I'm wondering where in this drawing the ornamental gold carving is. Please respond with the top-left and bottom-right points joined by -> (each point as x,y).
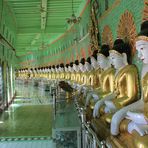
117,11 -> 137,55
102,25 -> 113,48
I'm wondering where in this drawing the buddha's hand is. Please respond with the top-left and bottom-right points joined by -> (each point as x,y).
93,99 -> 103,118
92,94 -> 99,101
126,111 -> 148,124
128,121 -> 148,136
104,100 -> 116,113
93,101 -> 100,118
83,87 -> 88,96
85,92 -> 93,107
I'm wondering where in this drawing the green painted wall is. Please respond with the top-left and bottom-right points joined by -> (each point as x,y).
17,0 -> 145,69
0,0 -> 17,109
97,0 -> 144,71
0,0 -> 17,66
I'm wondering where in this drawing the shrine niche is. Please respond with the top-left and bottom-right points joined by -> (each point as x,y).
89,1 -> 100,51
117,11 -> 137,55
102,25 -> 113,48
143,0 -> 148,21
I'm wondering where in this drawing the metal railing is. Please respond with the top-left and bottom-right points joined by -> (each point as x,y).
75,98 -> 106,148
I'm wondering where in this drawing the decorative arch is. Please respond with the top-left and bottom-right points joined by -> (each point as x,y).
117,11 -> 137,55
102,25 -> 113,48
143,0 -> 148,21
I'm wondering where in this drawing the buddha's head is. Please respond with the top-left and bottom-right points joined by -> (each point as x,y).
91,50 -> 99,69
136,21 -> 148,64
68,62 -> 74,72
51,65 -> 55,72
85,57 -> 92,71
79,58 -> 86,72
55,65 -> 59,73
48,66 -> 51,73
65,64 -> 69,72
73,60 -> 80,72
44,68 -> 47,73
40,68 -> 43,73
109,39 -> 131,69
59,63 -> 64,72
97,44 -> 110,69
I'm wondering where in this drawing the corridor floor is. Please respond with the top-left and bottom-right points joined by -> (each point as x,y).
0,82 -> 55,148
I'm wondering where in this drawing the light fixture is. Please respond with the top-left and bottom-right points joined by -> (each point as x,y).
66,0 -> 81,24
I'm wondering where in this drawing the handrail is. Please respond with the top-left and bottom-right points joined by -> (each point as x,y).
83,120 -> 102,147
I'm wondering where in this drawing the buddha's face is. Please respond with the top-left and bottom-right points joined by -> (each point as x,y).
85,62 -> 92,71
136,40 -> 148,64
55,68 -> 58,73
79,63 -> 86,72
73,64 -> 77,71
73,64 -> 78,72
109,51 -> 125,69
44,69 -> 47,73
48,69 -> 51,73
68,66 -> 72,72
58,67 -> 62,72
60,67 -> 64,72
97,54 -> 107,69
51,68 -> 55,72
91,56 -> 99,69
64,67 -> 68,72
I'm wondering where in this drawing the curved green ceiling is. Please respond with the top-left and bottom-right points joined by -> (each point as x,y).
7,0 -> 84,56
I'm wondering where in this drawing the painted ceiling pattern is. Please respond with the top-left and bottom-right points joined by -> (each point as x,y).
7,0 -> 84,56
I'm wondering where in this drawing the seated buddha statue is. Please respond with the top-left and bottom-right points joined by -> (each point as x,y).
85,45 -> 116,121
85,45 -> 110,107
48,66 -> 52,80
77,57 -> 93,96
72,60 -> 81,89
104,39 -> 139,121
59,63 -> 65,80
106,21 -> 148,148
76,58 -> 87,91
69,62 -> 76,84
64,64 -> 71,81
76,58 -> 88,105
55,65 -> 60,80
43,68 -> 47,79
51,65 -> 56,80
91,39 -> 139,139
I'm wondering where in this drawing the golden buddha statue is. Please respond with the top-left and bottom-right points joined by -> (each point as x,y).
75,58 -> 88,106
73,60 -> 81,89
55,65 -> 59,80
91,39 -> 139,140
45,67 -> 49,79
106,21 -> 148,148
85,45 -> 115,121
59,63 -> 65,80
89,50 -> 102,90
67,62 -> 76,86
64,64 -> 71,80
79,58 -> 88,88
51,65 -> 56,80
48,66 -> 52,80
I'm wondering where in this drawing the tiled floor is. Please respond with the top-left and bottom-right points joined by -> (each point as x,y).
0,83 -> 54,147
0,140 -> 56,148
0,81 -> 81,148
